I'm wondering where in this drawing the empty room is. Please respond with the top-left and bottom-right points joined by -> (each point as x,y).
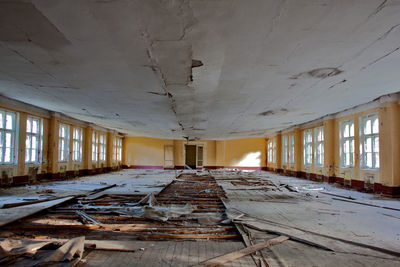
0,0 -> 399,266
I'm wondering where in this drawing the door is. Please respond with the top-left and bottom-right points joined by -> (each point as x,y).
196,145 -> 204,168
164,145 -> 174,169
185,145 -> 197,169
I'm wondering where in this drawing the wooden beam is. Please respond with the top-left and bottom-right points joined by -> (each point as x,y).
193,236 -> 289,267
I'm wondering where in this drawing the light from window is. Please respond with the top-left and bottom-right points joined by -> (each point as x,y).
339,120 -> 354,167
26,117 -> 42,163
303,129 -> 312,166
59,124 -> 70,162
282,135 -> 288,165
360,114 -> 379,169
314,126 -> 324,166
72,128 -> 83,162
92,132 -> 98,162
0,109 -> 17,164
267,138 -> 276,163
288,134 -> 294,164
99,134 -> 106,161
114,136 -> 122,162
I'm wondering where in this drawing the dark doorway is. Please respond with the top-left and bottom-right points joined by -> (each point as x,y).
185,145 -> 197,169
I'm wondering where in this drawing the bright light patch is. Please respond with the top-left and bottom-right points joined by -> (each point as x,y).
236,151 -> 261,167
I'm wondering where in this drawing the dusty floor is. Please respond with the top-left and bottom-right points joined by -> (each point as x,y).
0,169 -> 399,266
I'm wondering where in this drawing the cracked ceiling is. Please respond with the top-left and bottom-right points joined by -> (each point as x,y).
0,0 -> 400,139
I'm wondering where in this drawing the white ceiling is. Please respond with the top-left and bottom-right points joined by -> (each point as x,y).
0,0 -> 399,139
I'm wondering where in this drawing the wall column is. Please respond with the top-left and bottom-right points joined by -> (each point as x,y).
84,127 -> 93,173
379,101 -> 400,195
275,134 -> 282,171
107,132 -> 114,169
17,112 -> 27,176
323,119 -> 335,178
294,128 -> 302,174
47,114 -> 59,176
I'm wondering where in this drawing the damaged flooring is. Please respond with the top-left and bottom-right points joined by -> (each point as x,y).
0,170 -> 399,266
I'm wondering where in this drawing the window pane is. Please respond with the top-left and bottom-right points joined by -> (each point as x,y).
27,119 -> 32,133
365,137 -> 372,153
32,120 -> 38,133
364,120 -> 371,134
374,136 -> 379,152
6,133 -> 12,147
5,148 -> 11,162
5,114 -> 13,130
366,153 -> 372,168
25,148 -> 30,162
374,153 -> 380,168
372,118 -> 379,134
0,113 -> 3,128
343,124 -> 349,138
31,149 -> 37,162
26,135 -> 31,149
350,123 -> 354,137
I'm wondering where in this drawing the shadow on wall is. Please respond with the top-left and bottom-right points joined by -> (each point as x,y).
232,151 -> 261,167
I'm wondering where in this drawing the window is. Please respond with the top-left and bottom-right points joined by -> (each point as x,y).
339,120 -> 354,167
72,127 -> 83,162
360,114 -> 379,169
99,134 -> 106,161
288,134 -> 294,164
282,135 -> 288,165
26,117 -> 42,163
59,124 -> 70,162
267,138 -> 276,163
303,129 -> 312,166
314,126 -> 324,166
0,109 -> 17,164
92,132 -> 98,162
114,136 -> 122,162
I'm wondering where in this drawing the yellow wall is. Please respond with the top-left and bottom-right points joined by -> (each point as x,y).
123,137 -> 173,167
223,138 -> 267,167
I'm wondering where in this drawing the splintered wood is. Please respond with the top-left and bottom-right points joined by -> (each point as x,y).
0,174 -> 239,241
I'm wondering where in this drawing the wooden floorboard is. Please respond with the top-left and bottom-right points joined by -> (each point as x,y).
80,241 -> 256,267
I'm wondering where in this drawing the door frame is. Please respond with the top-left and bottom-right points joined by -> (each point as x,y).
183,141 -> 207,168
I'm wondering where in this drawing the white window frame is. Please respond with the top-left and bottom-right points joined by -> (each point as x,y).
282,135 -> 288,165
359,113 -> 379,169
92,132 -> 98,162
339,119 -> 355,168
288,134 -> 294,164
114,136 -> 122,162
0,109 -> 17,164
72,127 -> 83,162
25,116 -> 43,164
303,129 -> 312,166
59,124 -> 70,162
314,126 -> 324,167
99,134 -> 106,161
267,138 -> 276,163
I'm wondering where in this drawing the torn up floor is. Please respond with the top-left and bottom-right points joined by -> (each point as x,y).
0,169 -> 399,266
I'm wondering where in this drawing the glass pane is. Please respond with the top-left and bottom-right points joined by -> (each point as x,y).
0,132 -> 2,148
366,152 -> 372,168
374,137 -> 379,152
0,113 -> 3,128
0,148 -> 3,162
343,124 -> 349,138
365,137 -> 372,152
374,153 -> 380,168
32,120 -> 38,133
373,118 -> 379,134
25,148 -> 30,162
350,123 -> 354,137
350,139 -> 354,153
364,119 -> 371,134
31,149 -> 37,162
6,133 -> 12,147
26,135 -> 31,149
32,136 -> 37,149
5,148 -> 11,162
5,114 -> 13,130
27,119 -> 32,133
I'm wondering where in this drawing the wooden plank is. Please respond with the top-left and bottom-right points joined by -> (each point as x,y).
194,236 -> 289,267
1,196 -> 64,209
0,196 -> 74,227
